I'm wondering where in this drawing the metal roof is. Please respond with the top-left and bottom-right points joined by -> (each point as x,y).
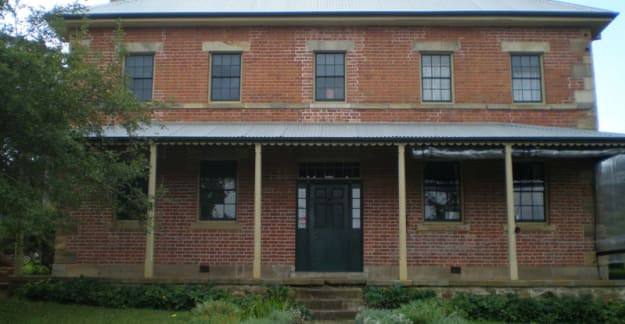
96,122 -> 625,144
83,0 -> 614,18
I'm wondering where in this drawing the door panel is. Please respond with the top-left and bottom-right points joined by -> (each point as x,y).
296,182 -> 362,272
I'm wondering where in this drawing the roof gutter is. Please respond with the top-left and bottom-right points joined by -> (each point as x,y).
63,10 -> 617,20
62,11 -> 617,37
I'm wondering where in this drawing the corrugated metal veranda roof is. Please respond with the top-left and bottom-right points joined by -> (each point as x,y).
96,122 -> 625,145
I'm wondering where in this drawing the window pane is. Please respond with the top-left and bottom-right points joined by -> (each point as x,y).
315,53 -> 345,101
424,162 -> 461,221
514,162 -> 545,222
352,198 -> 360,209
200,161 -> 237,220
224,205 -> 236,219
125,54 -> 154,101
511,55 -> 542,103
421,54 -> 452,102
224,191 -> 236,204
211,53 -> 241,101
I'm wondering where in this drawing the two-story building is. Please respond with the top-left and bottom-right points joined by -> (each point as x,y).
55,0 -> 625,282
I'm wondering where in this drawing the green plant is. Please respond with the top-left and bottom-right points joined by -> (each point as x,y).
264,284 -> 290,301
248,298 -> 291,319
22,260 -> 50,275
355,308 -> 412,324
239,310 -> 295,324
449,293 -> 625,324
19,277 -> 230,311
190,300 -> 242,324
363,284 -> 436,309
399,299 -> 469,324
288,303 -> 312,324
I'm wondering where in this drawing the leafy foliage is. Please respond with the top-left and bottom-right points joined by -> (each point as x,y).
355,308 -> 412,324
363,284 -> 436,309
0,1 -> 150,273
189,300 -> 242,324
450,293 -> 625,324
20,277 -> 229,311
229,284 -> 310,322
399,299 -> 469,324
20,278 -> 311,323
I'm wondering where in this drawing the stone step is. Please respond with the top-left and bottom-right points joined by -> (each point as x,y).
312,309 -> 359,321
298,298 -> 363,311
294,287 -> 364,300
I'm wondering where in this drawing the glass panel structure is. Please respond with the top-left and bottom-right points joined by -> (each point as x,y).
511,55 -> 542,102
211,53 -> 241,101
315,53 -> 345,101
422,54 -> 452,102
424,162 -> 461,221
200,161 -> 237,220
513,162 -> 545,222
125,54 -> 154,101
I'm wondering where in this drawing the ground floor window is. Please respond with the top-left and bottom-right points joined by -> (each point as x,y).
199,161 -> 237,220
514,162 -> 546,222
424,162 -> 462,221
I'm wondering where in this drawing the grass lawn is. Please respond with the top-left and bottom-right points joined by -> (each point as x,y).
0,298 -> 192,324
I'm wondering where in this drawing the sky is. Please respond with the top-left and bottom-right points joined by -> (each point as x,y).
17,0 -> 625,134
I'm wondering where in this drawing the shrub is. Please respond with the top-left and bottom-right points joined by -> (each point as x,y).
363,284 -> 436,309
231,284 -> 310,322
239,310 -> 294,324
399,299 -> 469,324
355,309 -> 412,324
450,293 -> 625,324
20,277 -> 229,310
190,300 -> 241,324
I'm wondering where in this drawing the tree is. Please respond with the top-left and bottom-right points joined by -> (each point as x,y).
0,1 -> 150,275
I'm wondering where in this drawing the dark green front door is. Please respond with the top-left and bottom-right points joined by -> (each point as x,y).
296,182 -> 363,272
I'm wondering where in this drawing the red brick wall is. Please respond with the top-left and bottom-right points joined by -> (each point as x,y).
62,148 -> 595,272
83,25 -> 593,128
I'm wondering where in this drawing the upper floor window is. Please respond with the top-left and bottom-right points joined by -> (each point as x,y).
315,53 -> 345,101
514,162 -> 546,222
511,55 -> 543,103
211,53 -> 241,101
421,54 -> 452,102
424,162 -> 461,221
125,54 -> 154,101
200,161 -> 237,220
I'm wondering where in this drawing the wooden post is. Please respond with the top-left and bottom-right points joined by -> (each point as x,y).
253,144 -> 262,280
505,144 -> 519,280
144,141 -> 157,278
398,144 -> 408,281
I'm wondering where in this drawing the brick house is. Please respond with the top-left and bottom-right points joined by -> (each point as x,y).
55,0 -> 625,282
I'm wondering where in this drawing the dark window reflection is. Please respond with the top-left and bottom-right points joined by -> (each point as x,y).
424,162 -> 461,221
200,161 -> 237,220
513,162 -> 545,222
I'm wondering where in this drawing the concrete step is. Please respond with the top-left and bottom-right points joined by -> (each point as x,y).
294,287 -> 364,300
293,286 -> 364,321
298,298 -> 363,311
